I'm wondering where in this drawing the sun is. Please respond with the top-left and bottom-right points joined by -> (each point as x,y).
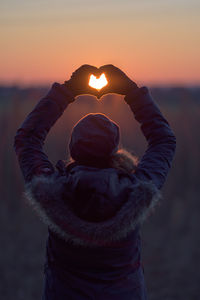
89,73 -> 108,90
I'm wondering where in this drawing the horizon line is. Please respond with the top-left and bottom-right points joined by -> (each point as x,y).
1,80 -> 200,89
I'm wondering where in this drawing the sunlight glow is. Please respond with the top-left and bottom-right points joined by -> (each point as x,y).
89,73 -> 108,90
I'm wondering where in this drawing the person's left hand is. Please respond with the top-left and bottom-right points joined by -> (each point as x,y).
64,65 -> 100,97
98,64 -> 138,98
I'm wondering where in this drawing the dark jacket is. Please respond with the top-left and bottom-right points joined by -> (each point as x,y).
14,83 -> 176,300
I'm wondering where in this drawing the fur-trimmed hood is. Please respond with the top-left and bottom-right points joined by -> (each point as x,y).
25,164 -> 161,247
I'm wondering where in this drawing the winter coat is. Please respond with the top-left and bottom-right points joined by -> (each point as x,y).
14,83 -> 176,300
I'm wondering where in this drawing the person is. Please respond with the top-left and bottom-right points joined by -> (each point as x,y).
14,64 -> 176,300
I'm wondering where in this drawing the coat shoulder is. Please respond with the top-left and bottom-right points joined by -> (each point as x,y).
24,168 -> 162,247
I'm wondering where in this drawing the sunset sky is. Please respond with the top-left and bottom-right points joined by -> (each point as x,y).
1,0 -> 200,86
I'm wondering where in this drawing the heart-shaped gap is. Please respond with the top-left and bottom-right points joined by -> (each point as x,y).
89,73 -> 108,90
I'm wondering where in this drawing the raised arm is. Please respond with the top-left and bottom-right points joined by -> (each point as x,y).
14,65 -> 99,183
99,64 -> 176,190
125,87 -> 176,189
14,83 -> 75,182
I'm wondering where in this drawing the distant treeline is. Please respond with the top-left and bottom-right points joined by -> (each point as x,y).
0,85 -> 200,106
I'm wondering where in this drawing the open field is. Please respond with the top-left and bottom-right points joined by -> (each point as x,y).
0,85 -> 200,300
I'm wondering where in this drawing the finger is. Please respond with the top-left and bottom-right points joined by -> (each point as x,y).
97,93 -> 103,100
71,65 -> 90,75
81,64 -> 99,75
87,86 -> 99,97
73,65 -> 98,77
99,64 -> 116,70
99,64 -> 117,74
78,64 -> 96,70
97,86 -> 111,98
87,67 -> 100,81
98,65 -> 115,82
99,65 -> 111,75
84,66 -> 100,85
97,92 -> 104,99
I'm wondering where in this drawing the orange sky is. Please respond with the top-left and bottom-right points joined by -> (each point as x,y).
1,0 -> 200,86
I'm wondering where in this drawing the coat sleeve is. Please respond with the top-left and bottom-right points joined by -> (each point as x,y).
125,87 -> 176,190
14,82 -> 74,183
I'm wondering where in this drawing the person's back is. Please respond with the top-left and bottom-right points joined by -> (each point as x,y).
14,64 -> 176,299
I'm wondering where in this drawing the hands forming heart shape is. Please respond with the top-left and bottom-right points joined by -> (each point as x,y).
64,64 -> 138,99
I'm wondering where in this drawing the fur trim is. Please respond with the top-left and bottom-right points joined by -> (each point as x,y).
109,148 -> 138,173
24,170 -> 162,248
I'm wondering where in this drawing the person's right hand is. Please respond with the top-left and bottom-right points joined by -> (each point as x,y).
98,64 -> 138,98
64,64 -> 100,97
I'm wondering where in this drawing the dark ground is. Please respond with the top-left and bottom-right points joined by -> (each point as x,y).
0,86 -> 200,299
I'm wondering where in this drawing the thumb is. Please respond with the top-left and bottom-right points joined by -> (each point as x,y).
98,84 -> 111,98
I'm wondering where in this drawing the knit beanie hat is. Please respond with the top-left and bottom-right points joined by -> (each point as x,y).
69,113 -> 120,163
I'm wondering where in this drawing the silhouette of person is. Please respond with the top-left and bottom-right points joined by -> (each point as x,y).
14,64 -> 176,299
